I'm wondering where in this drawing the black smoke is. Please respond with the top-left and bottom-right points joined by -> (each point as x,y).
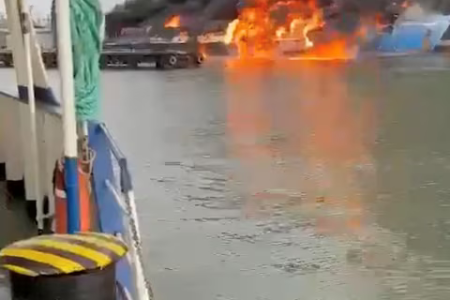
105,0 -> 450,37
336,0 -> 450,14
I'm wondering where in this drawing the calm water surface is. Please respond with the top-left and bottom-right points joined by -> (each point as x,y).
3,54 -> 450,300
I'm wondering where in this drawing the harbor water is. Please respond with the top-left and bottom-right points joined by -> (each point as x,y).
2,54 -> 450,299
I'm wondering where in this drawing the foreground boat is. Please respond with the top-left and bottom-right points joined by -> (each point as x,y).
0,0 -> 151,299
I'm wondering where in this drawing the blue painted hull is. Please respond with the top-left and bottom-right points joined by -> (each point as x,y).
88,122 -> 138,300
362,16 -> 450,54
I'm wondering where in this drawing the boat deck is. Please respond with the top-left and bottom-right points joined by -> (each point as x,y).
0,182 -> 36,299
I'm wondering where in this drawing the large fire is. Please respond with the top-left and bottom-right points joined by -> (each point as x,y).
224,0 -> 362,60
164,15 -> 181,28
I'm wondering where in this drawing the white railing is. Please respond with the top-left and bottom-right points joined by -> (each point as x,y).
98,123 -> 152,300
0,90 -> 62,229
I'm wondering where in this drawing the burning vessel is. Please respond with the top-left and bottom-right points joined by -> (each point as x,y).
223,0 -> 450,59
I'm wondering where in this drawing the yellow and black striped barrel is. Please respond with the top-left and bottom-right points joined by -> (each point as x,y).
0,232 -> 128,277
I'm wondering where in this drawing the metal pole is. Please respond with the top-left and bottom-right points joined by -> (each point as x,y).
18,0 -> 43,232
56,0 -> 80,233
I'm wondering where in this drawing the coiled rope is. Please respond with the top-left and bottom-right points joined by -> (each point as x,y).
69,0 -> 103,121
51,0 -> 103,120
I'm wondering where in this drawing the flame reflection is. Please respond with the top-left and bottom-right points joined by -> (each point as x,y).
225,59 -> 377,237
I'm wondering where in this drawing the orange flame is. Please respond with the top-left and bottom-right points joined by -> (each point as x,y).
225,0 -> 359,60
226,6 -> 276,57
164,15 -> 180,28
276,26 -> 287,38
291,36 -> 357,61
224,19 -> 240,44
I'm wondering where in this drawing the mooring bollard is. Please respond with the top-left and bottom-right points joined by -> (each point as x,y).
0,232 -> 127,300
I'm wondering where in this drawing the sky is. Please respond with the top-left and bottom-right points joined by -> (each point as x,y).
0,0 -> 125,16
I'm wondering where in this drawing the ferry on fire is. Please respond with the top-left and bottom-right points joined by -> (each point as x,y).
223,0 -> 450,59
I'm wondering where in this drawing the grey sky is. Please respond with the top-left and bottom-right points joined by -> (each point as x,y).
0,0 -> 125,16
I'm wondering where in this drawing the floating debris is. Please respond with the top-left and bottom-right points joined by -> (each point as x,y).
316,196 -> 326,203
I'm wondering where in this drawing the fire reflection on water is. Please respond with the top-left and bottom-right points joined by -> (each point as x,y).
221,57 -> 450,298
224,59 -> 377,238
